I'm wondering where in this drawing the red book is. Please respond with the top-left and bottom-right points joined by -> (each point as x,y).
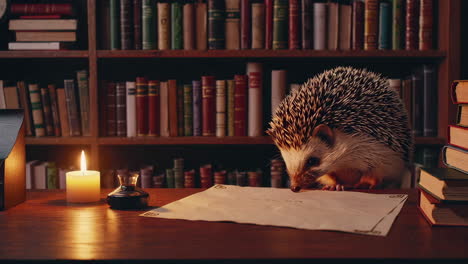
289,0 -> 300,49
352,0 -> 364,50
240,0 -> 251,49
11,3 -> 73,16
19,15 -> 61,19
265,0 -> 273,49
148,80 -> 160,136
200,164 -> 213,188
234,75 -> 247,136
136,77 -> 148,136
405,0 -> 419,50
168,80 -> 178,137
419,0 -> 433,50
202,76 -> 216,136
106,82 -> 117,136
134,0 -> 142,50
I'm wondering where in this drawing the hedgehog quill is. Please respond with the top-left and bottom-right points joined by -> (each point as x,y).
267,67 -> 413,192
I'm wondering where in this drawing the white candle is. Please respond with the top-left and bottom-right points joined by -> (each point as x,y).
66,151 -> 100,203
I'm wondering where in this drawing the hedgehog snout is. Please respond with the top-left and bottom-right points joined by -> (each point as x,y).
290,185 -> 301,192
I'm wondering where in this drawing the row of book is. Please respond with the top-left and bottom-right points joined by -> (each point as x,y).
0,70 -> 90,137
416,80 -> 468,227
100,0 -> 434,51
7,2 -> 79,50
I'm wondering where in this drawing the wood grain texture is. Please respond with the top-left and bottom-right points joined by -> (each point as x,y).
0,189 -> 468,262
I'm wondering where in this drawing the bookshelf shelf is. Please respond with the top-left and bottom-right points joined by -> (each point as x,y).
96,50 -> 446,59
0,51 -> 89,59
25,137 -> 94,145
98,136 -> 273,145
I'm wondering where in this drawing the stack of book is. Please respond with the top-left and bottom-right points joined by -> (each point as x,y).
417,80 -> 468,226
0,70 -> 90,137
99,0 -> 434,51
8,2 -> 78,50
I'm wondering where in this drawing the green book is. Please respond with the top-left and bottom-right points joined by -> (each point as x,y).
392,0 -> 404,50
227,79 -> 235,136
28,83 -> 46,137
171,2 -> 183,50
76,70 -> 90,136
378,1 -> 391,50
47,162 -> 58,189
183,84 -> 193,136
142,0 -> 157,50
110,0 -> 120,50
272,0 -> 288,49
177,84 -> 184,136
166,168 -> 175,188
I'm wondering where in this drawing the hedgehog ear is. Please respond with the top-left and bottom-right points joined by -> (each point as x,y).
312,124 -> 334,146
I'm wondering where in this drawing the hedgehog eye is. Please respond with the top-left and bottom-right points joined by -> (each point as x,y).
306,157 -> 320,167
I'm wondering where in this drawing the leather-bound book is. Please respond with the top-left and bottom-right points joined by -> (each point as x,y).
227,79 -> 235,136
134,0 -> 142,49
301,0 -> 313,49
196,2 -> 207,50
378,1 -> 391,50
136,77 -> 148,136
419,0 -> 433,50
160,81 -> 170,137
40,86 -> 54,136
158,2 -> 171,50
168,79 -> 178,137
405,0 -> 419,50
48,84 -> 61,136
171,1 -> 183,50
247,62 -> 263,137
183,3 -> 196,50
327,2 -> 339,50
271,70 -> 287,114
99,0 -> 111,50
177,84 -> 184,136
216,80 -> 226,137
313,2 -> 327,50
10,3 -> 73,15
142,0 -> 156,50
120,0 -> 134,50
208,0 -> 225,49
252,2 -> 265,49
392,0 -> 404,50
64,79 -> 81,136
116,82 -> 127,137
234,75 -> 247,136
183,84 -> 193,136
364,0 -> 378,50
339,3 -> 352,50
192,80 -> 202,136
265,0 -> 273,49
289,0 -> 300,50
148,80 -> 160,136
202,76 -> 216,136
352,0 -> 364,50
126,81 -> 137,137
225,0 -> 240,50
76,70 -> 90,136
110,0 -> 120,50
240,0 -> 251,49
56,89 -> 70,137
273,0 -> 288,49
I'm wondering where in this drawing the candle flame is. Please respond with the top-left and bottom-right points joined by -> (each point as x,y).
81,150 -> 87,174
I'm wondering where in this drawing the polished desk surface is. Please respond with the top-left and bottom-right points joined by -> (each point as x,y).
0,188 -> 467,263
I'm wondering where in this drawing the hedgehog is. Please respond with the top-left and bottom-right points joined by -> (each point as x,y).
267,67 -> 413,192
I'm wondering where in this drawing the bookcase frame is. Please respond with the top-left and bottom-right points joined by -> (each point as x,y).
0,0 -> 460,171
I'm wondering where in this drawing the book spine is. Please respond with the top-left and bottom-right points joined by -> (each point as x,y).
196,3 -> 208,50
133,0 -> 142,50
48,84 -> 61,136
339,4 -> 352,50
106,82 -> 117,136
378,1 -> 391,50
64,79 -> 82,136
116,82 -> 127,137
17,81 -> 34,136
271,70 -> 287,114
225,0 -> 241,50
423,65 -> 437,136
158,3 -> 171,50
214,170 -> 227,185
56,89 -> 70,137
392,0 -> 404,50
28,84 -> 46,137
240,0 -> 251,49
183,3 -> 196,50
247,62 -> 263,137
171,2 -> 183,50
120,0 -> 134,50
252,3 -> 265,49
136,77 -> 148,136
192,80 -> 202,136
76,70 -> 90,136
265,0 -> 274,49
110,0 -> 121,50
273,0 -> 288,50
184,84 -> 193,136
148,80 -> 160,136
168,80 -> 178,137
208,0 -> 225,50
352,1 -> 365,50
166,168 -> 175,188
419,0 -> 433,50
227,79 -> 235,136
177,84 -> 184,136
160,81 -> 170,137
364,0 -> 378,50
142,0 -> 157,50
10,3 -> 73,16
184,170 -> 196,188
40,86 -> 54,136
234,75 -> 247,136
216,80 -> 226,137
405,0 -> 419,50
200,165 -> 213,188
327,2 -> 339,50
289,0 -> 300,50
202,76 -> 216,136
174,159 -> 184,188
140,166 -> 153,188
411,71 -> 423,137
301,0 -> 312,50
126,81 -> 137,137
313,3 -> 327,50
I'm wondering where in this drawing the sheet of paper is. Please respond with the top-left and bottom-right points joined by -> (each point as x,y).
141,185 -> 408,236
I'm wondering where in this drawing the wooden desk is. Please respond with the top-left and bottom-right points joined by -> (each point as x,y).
0,189 -> 467,263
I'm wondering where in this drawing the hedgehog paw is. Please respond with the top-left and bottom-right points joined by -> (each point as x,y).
321,184 -> 345,191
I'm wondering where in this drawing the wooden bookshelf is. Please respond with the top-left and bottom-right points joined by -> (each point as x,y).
25,137 -> 94,145
0,50 -> 89,58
